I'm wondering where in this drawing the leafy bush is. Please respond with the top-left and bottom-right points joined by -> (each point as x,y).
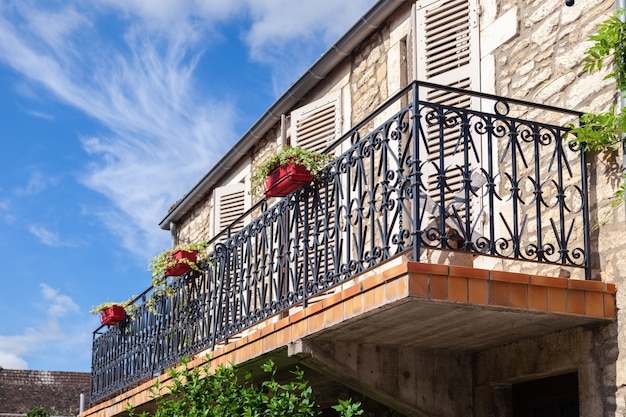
127,357 -> 362,417
24,407 -> 49,417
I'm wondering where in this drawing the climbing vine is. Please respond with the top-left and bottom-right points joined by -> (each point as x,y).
569,9 -> 626,205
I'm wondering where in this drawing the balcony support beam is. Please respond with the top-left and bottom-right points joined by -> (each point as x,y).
290,339 -> 472,417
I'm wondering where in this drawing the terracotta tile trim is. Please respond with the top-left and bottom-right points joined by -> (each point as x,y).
403,262 -> 616,320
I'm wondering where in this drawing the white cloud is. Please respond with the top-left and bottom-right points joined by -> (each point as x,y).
0,285 -> 87,370
100,0 -> 238,31
0,2 -> 237,256
0,198 -> 13,224
28,225 -> 81,248
0,324 -> 57,371
40,284 -> 80,317
19,3 -> 91,54
243,0 -> 376,94
244,0 -> 374,59
0,0 -> 376,257
0,351 -> 28,369
29,225 -> 61,246
16,171 -> 58,195
27,110 -> 54,120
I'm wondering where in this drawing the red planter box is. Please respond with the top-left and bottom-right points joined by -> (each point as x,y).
165,249 -> 198,276
265,164 -> 313,197
100,305 -> 126,326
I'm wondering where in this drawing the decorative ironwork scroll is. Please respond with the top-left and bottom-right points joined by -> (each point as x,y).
91,81 -> 588,404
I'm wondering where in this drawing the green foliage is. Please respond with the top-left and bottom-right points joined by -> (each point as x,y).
582,9 -> 626,90
127,357 -> 362,417
332,399 -> 364,417
147,242 -> 210,308
92,242 -> 211,319
334,390 -> 405,417
149,242 -> 209,284
612,173 -> 626,207
24,406 -> 49,417
568,9 -> 626,207
570,106 -> 626,151
251,146 -> 334,196
89,299 -> 136,320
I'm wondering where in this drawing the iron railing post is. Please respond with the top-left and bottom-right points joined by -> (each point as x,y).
411,82 -> 422,261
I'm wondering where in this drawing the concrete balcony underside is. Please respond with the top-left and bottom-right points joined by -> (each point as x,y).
84,260 -> 615,417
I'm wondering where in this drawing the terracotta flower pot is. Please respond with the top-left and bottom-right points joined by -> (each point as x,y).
165,249 -> 198,276
264,164 -> 313,197
100,305 -> 126,326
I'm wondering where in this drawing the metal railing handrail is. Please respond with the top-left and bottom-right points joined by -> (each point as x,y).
90,81 -> 588,404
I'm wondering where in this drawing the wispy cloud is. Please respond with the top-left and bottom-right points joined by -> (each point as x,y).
28,224 -> 78,247
0,198 -> 13,224
28,225 -> 60,246
0,285 -> 87,370
243,0 -> 375,94
0,0 -> 376,258
15,171 -> 58,195
27,110 -> 54,120
40,283 -> 80,317
245,0 -> 374,59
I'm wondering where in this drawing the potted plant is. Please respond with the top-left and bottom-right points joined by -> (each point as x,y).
90,300 -> 134,326
149,242 -> 210,296
251,146 -> 334,197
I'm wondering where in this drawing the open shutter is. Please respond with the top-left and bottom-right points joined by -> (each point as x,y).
214,182 -> 246,239
416,0 -> 482,244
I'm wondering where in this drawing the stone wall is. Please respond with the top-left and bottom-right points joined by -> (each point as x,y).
350,28 -> 389,126
477,0 -> 622,275
474,325 -> 618,416
0,369 -> 90,416
485,1 -> 626,415
174,198 -> 212,245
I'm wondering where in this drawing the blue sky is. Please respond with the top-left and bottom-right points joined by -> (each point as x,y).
0,0 -> 376,372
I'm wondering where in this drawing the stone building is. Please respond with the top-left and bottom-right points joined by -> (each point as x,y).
83,0 -> 626,416
0,368 -> 90,416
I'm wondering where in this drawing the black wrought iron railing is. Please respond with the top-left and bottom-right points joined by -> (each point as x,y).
90,81 -> 588,404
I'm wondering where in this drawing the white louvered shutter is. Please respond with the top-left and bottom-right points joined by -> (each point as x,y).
291,91 -> 342,151
214,182 -> 246,238
290,92 -> 342,291
416,0 -> 482,235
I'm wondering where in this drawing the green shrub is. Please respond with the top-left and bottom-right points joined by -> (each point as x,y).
25,407 -> 49,417
127,357 -> 361,417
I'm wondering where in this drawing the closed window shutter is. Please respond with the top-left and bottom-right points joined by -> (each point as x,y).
214,182 -> 246,238
416,0 -> 482,238
290,92 -> 342,290
291,90 -> 342,151
418,0 -> 479,87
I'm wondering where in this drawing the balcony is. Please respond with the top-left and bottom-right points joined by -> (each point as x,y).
88,81 -> 614,411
